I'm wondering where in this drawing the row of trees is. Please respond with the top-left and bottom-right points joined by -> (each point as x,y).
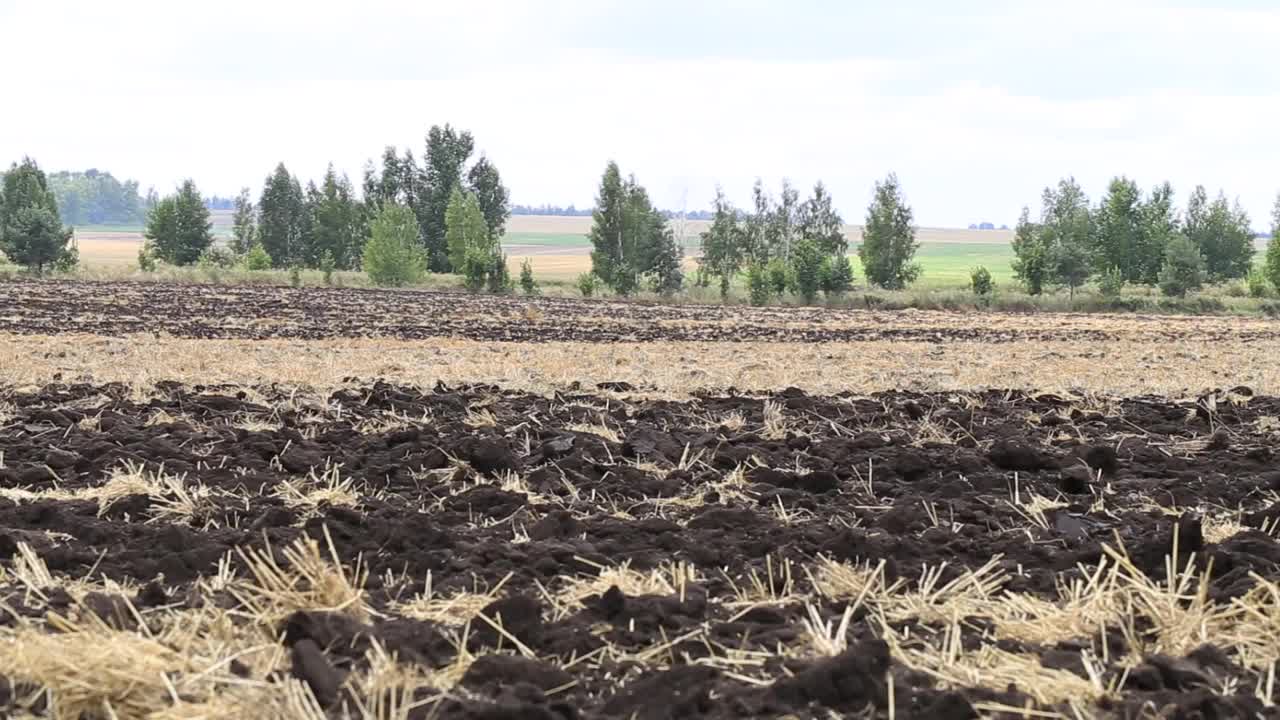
1011,177 -> 1258,298
134,124 -> 513,287
46,170 -> 150,226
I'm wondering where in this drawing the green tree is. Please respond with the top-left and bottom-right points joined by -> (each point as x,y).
1158,234 -> 1206,297
859,173 -> 920,289
767,180 -> 800,261
791,237 -> 824,303
445,186 -> 491,272
1136,182 -> 1179,285
1039,177 -> 1093,296
243,244 -> 272,271
746,262 -> 771,306
310,165 -> 361,270
698,187 -> 744,299
144,179 -> 211,266
420,124 -> 476,271
1092,176 -> 1143,282
742,180 -> 772,265
797,181 -> 846,256
467,155 -> 510,240
364,204 -> 426,287
258,163 -> 310,268
1185,186 -> 1254,281
0,158 -> 76,273
1265,193 -> 1280,292
820,255 -> 855,297
587,161 -> 682,296
1010,206 -> 1049,294
230,187 -> 256,255
46,169 -> 147,226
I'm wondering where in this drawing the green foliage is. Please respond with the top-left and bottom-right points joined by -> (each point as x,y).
767,258 -> 790,296
137,242 -> 157,272
698,187 -> 743,299
820,255 -> 855,297
1010,207 -> 1048,294
790,237 -> 824,304
1097,268 -> 1125,297
1158,234 -> 1206,297
797,181 -> 846,256
587,161 -> 682,296
309,165 -> 362,270
363,204 -> 427,287
576,272 -> 600,297
289,265 -> 302,288
46,169 -> 148,226
1247,267 -> 1269,298
198,246 -> 238,269
445,187 -> 491,273
0,157 -> 76,273
486,252 -> 511,294
1185,185 -> 1254,281
467,155 -> 510,241
258,163 -> 310,268
969,266 -> 994,297
519,258 -> 539,296
1136,182 -> 1179,284
1092,176 -> 1144,282
746,262 -> 771,306
144,179 -> 212,266
242,244 -> 272,271
319,251 -> 335,285
230,188 -> 256,256
859,173 -> 920,289
1031,177 -> 1094,297
1264,193 -> 1280,292
420,125 -> 476,271
1050,236 -> 1092,298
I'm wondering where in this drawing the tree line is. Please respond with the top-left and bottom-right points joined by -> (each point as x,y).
1011,177 -> 1262,298
46,170 -> 150,226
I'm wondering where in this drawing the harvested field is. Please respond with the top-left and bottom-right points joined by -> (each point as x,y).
1,278 -> 1279,718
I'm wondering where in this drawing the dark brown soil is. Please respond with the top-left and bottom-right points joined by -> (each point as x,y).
1,381 -> 1278,717
3,278 -> 1274,344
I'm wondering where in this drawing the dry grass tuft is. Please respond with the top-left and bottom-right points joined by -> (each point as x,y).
230,528 -> 369,626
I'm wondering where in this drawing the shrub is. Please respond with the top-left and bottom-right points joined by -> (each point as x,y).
486,252 -> 512,294
198,246 -> 238,269
746,263 -> 771,306
1158,235 -> 1205,298
767,258 -> 790,296
137,242 -> 157,272
821,256 -> 855,298
319,251 -> 335,286
242,244 -> 272,271
1097,268 -> 1124,298
519,258 -> 539,296
1247,268 -> 1270,298
289,265 -> 302,288
969,266 -> 994,297
576,272 -> 600,297
363,204 -> 427,287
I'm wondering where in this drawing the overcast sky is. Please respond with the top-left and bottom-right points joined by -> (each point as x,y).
2,0 -> 1278,228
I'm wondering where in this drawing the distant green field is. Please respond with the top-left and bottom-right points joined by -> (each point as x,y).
910,242 -> 1015,286
502,232 -> 588,247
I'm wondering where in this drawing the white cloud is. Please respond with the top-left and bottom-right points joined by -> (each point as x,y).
2,0 -> 1278,227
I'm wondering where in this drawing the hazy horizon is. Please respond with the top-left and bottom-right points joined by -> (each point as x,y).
3,0 -> 1279,228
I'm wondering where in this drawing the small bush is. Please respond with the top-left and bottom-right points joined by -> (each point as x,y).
289,265 -> 302,288
969,266 -> 994,297
137,243 -> 157,273
519,258 -> 539,296
790,239 -> 823,304
242,244 -> 272,271
198,246 -> 238,270
486,252 -> 512,294
1097,269 -> 1124,298
767,258 -> 790,296
319,251 -> 335,286
821,256 -> 855,298
576,272 -> 600,298
1247,268 -> 1270,298
1158,235 -> 1205,298
746,263 -> 771,306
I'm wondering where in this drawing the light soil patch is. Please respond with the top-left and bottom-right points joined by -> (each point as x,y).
2,333 -> 1277,398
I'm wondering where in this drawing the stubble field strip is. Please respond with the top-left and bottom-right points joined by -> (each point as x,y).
0,381 -> 1277,718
